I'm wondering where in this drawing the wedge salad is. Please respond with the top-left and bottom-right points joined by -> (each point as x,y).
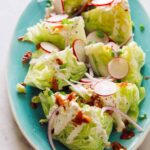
17,0 -> 146,149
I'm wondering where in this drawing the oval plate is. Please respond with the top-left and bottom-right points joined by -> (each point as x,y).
7,0 -> 150,149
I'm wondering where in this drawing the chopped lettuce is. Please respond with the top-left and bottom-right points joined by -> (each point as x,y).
82,0 -> 132,44
23,17 -> 87,49
85,41 -> 145,86
38,89 -> 113,150
121,42 -> 145,86
24,48 -> 87,90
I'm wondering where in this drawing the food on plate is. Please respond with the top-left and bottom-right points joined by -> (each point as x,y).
22,16 -> 87,49
85,41 -> 145,86
24,48 -> 87,90
82,0 -> 132,44
16,0 -> 146,149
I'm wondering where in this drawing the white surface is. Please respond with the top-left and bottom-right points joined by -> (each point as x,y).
0,0 -> 149,150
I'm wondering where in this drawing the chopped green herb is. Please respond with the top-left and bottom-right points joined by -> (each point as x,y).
132,21 -> 135,32
62,19 -> 73,25
39,118 -> 48,124
96,31 -> 105,38
126,124 -> 134,131
140,24 -> 145,32
139,114 -> 147,120
111,52 -> 115,57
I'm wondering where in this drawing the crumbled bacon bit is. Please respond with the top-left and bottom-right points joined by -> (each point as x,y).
52,78 -> 58,91
21,82 -> 26,86
111,142 -> 126,150
67,92 -> 77,101
118,82 -> 128,87
120,129 -> 135,140
36,44 -> 41,50
22,51 -> 32,64
56,58 -> 63,65
55,94 -> 67,106
82,115 -> 91,123
94,99 -> 103,108
18,36 -> 24,41
72,111 -> 83,125
30,102 -> 38,109
88,93 -> 103,108
72,111 -> 91,125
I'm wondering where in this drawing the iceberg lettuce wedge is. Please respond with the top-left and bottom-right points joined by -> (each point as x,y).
24,48 -> 87,90
82,0 -> 132,44
23,17 -> 87,49
38,89 -> 113,150
85,41 -> 145,86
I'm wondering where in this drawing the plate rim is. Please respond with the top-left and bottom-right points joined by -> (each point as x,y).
6,0 -> 150,150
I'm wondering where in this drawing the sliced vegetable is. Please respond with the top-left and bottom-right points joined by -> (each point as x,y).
40,42 -> 60,53
53,0 -> 64,14
48,107 -> 61,150
101,107 -> 143,132
90,0 -> 114,6
72,39 -> 86,62
87,31 -> 109,44
47,14 -> 68,23
80,78 -> 92,83
108,58 -> 129,79
94,80 -> 118,96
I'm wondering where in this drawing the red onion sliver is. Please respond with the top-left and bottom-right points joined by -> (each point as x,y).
48,107 -> 61,150
101,106 -> 144,132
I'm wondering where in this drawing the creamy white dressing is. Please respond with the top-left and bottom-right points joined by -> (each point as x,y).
53,101 -> 80,135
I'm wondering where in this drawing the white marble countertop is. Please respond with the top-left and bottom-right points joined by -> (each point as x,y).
0,0 -> 149,149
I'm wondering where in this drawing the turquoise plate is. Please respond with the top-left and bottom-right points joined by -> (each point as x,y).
7,0 -> 150,149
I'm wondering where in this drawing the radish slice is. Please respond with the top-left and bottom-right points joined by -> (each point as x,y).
48,107 -> 60,150
47,14 -> 68,23
94,80 -> 118,96
87,31 -> 109,44
101,107 -> 144,132
53,0 -> 64,14
108,58 -> 129,79
72,39 -> 86,62
40,42 -> 59,53
80,78 -> 92,83
90,0 -> 114,6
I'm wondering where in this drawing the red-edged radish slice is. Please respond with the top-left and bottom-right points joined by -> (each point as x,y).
47,14 -> 68,23
87,31 -> 109,44
90,0 -> 114,6
94,80 -> 118,96
72,39 -> 86,62
80,78 -> 92,83
108,58 -> 129,79
53,0 -> 64,14
40,42 -> 59,53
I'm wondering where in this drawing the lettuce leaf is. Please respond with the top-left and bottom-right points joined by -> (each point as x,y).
25,48 -> 87,90
23,17 -> 87,49
82,0 -> 132,44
